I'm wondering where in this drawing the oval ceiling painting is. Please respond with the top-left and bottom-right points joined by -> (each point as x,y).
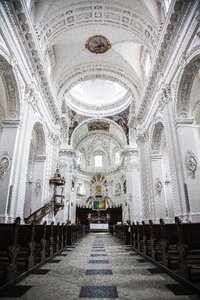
85,35 -> 111,54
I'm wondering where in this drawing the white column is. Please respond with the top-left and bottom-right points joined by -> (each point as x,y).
137,132 -> 155,222
56,148 -> 74,223
123,148 -> 142,223
160,87 -> 188,220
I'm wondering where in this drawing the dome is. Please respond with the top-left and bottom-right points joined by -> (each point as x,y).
66,79 -> 130,117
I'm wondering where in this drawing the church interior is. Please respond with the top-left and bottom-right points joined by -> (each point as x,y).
0,0 -> 200,298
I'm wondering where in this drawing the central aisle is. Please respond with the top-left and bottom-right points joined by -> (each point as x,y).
3,233 -> 200,299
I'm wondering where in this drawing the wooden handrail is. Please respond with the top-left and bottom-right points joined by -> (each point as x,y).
24,199 -> 64,224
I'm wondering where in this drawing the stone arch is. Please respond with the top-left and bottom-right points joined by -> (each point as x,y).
0,54 -> 20,119
24,122 -> 47,218
150,120 -> 174,221
176,54 -> 200,118
71,117 -> 127,150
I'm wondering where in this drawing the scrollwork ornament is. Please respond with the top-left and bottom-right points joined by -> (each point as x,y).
155,179 -> 162,195
0,154 -> 10,179
185,151 -> 198,178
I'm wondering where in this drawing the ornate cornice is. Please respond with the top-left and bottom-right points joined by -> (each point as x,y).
66,89 -> 132,117
136,130 -> 149,145
137,0 -> 195,122
56,62 -> 142,102
1,0 -> 59,122
37,1 -> 157,52
158,85 -> 171,111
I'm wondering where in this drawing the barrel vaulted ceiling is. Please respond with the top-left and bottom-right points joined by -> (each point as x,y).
31,0 -> 161,115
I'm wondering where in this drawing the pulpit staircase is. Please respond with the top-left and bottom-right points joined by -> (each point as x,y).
24,198 -> 64,224
24,167 -> 65,224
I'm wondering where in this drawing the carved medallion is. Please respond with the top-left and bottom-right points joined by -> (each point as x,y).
185,150 -> 198,177
85,35 -> 111,54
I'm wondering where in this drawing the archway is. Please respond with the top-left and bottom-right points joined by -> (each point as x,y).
0,55 -> 20,222
24,122 -> 46,218
150,121 -> 174,222
176,54 -> 200,221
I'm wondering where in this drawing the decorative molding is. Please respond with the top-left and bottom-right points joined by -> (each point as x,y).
49,133 -> 61,145
37,2 -> 157,51
177,57 -> 200,117
155,178 -> 162,195
136,130 -> 148,145
137,0 -> 194,121
66,87 -> 132,117
1,0 -> 59,121
0,152 -> 11,179
34,179 -> 42,196
158,86 -> 171,111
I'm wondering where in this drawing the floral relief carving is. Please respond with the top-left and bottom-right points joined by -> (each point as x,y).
185,150 -> 198,178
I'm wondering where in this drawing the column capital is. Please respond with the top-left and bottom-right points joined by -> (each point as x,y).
2,119 -> 22,128
175,118 -> 194,127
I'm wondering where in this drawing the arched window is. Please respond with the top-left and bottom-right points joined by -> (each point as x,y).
115,152 -> 120,164
95,155 -> 102,167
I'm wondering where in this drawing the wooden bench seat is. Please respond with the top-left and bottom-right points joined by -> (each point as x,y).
0,218 -> 20,285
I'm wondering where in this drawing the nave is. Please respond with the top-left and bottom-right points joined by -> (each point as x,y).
0,233 -> 199,300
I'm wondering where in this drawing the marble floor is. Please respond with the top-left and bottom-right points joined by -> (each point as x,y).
0,233 -> 200,300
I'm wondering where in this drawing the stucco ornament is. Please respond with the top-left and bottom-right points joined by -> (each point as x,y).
155,179 -> 162,195
185,151 -> 198,178
35,179 -> 42,196
0,154 -> 10,179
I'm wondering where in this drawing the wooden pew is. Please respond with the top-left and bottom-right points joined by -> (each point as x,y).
63,224 -> 67,248
136,222 -> 143,251
149,221 -> 162,261
17,222 -> 35,271
114,225 -> 126,244
58,223 -> 64,251
34,222 -> 47,263
0,217 -> 20,284
142,221 -> 151,256
159,219 -> 179,268
45,222 -> 54,257
130,223 -> 136,248
52,223 -> 60,253
179,223 -> 200,281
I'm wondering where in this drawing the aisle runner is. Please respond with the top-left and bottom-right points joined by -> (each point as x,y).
79,236 -> 118,298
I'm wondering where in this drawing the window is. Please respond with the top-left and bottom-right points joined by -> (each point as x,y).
95,155 -> 102,167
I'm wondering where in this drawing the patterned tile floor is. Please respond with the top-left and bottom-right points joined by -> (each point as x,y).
0,233 -> 200,300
